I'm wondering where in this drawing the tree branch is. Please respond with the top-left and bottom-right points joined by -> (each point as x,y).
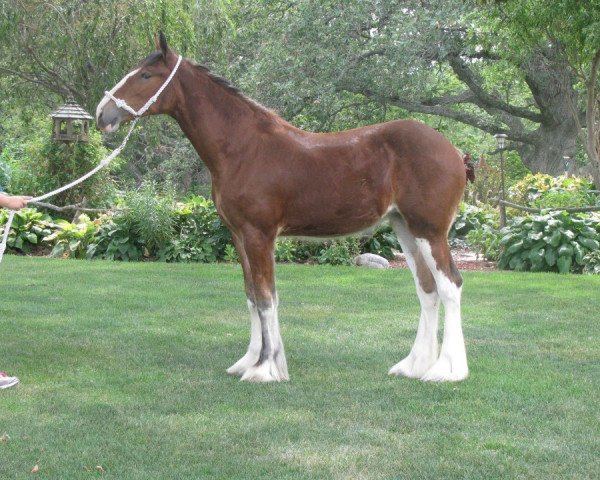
339,84 -> 536,144
447,53 -> 544,123
28,201 -> 118,214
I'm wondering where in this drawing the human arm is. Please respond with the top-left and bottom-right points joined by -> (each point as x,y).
0,193 -> 32,210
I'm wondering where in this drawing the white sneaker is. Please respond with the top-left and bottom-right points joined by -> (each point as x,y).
0,372 -> 19,389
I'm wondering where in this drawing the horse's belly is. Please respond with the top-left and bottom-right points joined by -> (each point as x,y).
281,189 -> 390,237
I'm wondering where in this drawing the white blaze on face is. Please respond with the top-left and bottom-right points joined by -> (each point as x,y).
95,68 -> 141,130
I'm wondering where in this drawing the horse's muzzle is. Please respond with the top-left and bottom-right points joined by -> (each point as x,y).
96,99 -> 125,133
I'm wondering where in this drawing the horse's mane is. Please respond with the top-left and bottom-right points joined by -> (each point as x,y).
138,50 -> 287,124
192,64 -> 282,121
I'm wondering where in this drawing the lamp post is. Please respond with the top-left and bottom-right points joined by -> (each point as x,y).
494,133 -> 508,227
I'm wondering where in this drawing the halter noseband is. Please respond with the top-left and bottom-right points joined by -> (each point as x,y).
104,54 -> 183,118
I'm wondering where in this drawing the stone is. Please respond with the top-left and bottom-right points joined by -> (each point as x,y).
354,253 -> 390,269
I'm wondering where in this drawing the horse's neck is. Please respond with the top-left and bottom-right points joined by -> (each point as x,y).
172,66 -> 278,180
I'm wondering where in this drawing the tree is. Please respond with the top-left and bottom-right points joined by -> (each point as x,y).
0,0 -> 204,195
481,0 -> 600,187
219,0 -> 587,176
0,0 -> 197,113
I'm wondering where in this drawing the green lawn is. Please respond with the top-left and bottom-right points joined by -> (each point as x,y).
1,256 -> 599,479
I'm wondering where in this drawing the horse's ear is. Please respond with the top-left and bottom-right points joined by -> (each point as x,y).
158,31 -> 169,58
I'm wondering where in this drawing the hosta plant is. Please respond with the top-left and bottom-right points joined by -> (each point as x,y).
44,214 -> 101,259
498,211 -> 600,273
449,203 -> 499,240
583,250 -> 600,275
0,208 -> 53,254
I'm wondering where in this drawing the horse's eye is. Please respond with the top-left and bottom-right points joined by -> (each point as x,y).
141,72 -> 151,80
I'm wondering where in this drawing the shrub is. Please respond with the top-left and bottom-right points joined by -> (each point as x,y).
0,128 -> 115,210
498,211 -> 600,273
119,181 -> 176,256
275,239 -> 297,263
317,238 -> 361,266
360,222 -> 401,259
44,214 -> 100,259
160,196 -> 232,262
583,249 -> 600,275
465,225 -> 502,262
450,203 -> 499,240
0,208 -> 53,254
223,244 -> 239,263
86,215 -> 144,261
509,174 -> 597,210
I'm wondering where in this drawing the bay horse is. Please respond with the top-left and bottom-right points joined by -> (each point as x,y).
96,34 -> 469,383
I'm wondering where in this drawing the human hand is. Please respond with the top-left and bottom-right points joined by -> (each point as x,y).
0,195 -> 32,210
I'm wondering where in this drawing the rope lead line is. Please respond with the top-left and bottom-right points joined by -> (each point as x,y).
0,55 -> 182,264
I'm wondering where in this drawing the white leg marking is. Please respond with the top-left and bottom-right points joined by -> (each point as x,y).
226,300 -> 262,376
416,238 -> 468,382
389,285 -> 439,378
388,215 -> 440,378
240,301 -> 288,383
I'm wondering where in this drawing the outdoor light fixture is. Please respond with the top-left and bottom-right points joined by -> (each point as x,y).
494,133 -> 507,150
494,133 -> 508,227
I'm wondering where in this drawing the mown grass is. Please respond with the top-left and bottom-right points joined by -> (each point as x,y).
1,256 -> 599,479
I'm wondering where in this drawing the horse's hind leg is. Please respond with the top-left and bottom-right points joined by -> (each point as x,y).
388,213 -> 440,378
416,236 -> 468,382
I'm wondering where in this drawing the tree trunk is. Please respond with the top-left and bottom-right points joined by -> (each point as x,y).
583,49 -> 600,188
517,119 -> 578,175
513,45 -> 581,175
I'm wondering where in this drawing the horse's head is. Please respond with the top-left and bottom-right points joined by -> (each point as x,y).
96,33 -> 180,133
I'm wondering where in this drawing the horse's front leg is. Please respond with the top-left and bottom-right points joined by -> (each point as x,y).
226,234 -> 262,377
238,228 -> 288,383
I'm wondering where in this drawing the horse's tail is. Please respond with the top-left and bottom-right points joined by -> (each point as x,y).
463,153 -> 475,183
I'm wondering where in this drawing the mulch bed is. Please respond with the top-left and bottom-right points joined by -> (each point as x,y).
389,249 -> 497,272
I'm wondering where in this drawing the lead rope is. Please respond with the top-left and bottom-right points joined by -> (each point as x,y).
0,55 -> 182,264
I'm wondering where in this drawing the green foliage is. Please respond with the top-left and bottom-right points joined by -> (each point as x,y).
223,244 -> 239,263
498,212 -> 600,273
450,203 -> 499,240
0,208 -> 53,254
360,222 -> 401,259
465,157 -> 502,205
275,239 -> 298,263
0,126 -> 115,209
119,181 -> 176,255
465,225 -> 502,262
583,249 -> 600,275
317,238 -> 361,266
86,215 -> 144,262
43,215 -> 100,259
510,174 -> 597,210
160,196 -> 233,263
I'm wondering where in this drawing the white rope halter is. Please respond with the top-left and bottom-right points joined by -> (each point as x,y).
0,55 -> 183,263
103,54 -> 182,119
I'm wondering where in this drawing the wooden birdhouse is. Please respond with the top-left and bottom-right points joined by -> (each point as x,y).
50,97 -> 93,142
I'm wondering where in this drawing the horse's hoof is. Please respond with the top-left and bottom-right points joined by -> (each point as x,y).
226,353 -> 259,377
240,360 -> 288,383
389,352 -> 437,379
420,356 -> 468,382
